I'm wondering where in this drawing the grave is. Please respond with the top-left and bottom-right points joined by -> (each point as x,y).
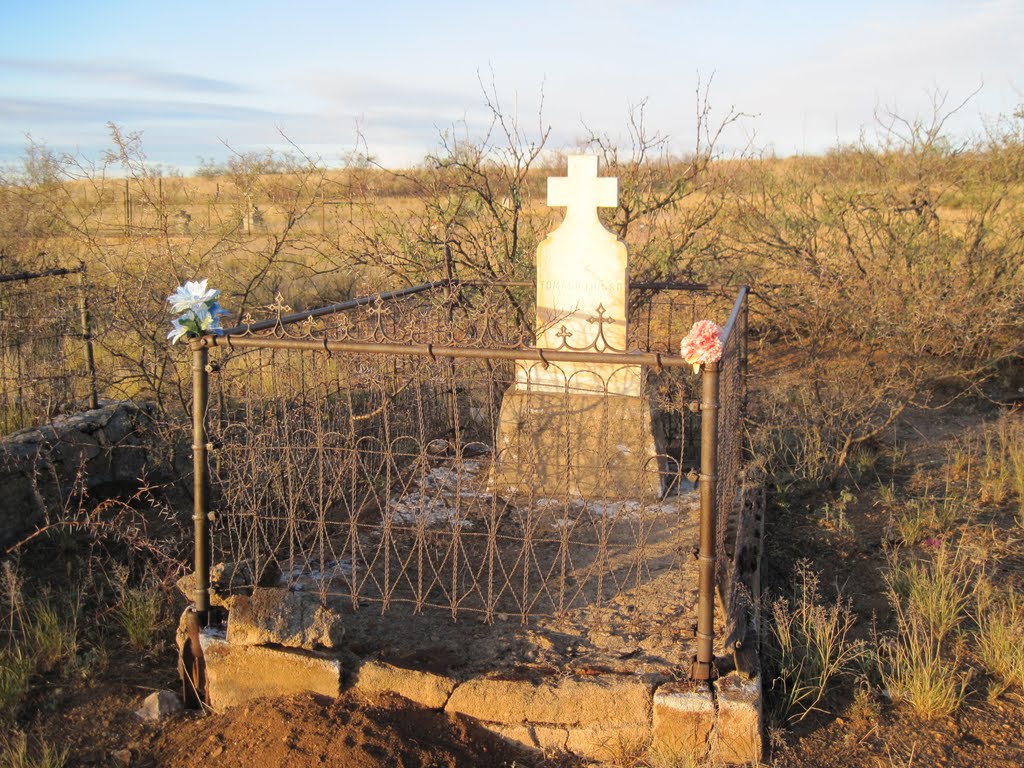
491,155 -> 667,499
182,158 -> 763,764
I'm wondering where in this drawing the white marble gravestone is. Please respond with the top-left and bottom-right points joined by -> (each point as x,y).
516,155 -> 640,396
493,155 -> 664,499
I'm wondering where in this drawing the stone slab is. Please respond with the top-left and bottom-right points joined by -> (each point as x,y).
651,681 -> 714,763
0,401 -> 159,544
488,723 -> 569,754
444,674 -> 652,727
491,387 -> 665,499
713,673 -> 763,765
353,660 -> 457,710
200,633 -> 341,710
488,721 -> 651,763
228,587 -> 344,650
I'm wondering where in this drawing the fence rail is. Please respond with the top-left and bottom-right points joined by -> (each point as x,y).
184,280 -> 749,688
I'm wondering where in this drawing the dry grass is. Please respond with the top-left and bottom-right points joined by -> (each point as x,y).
974,582 -> 1024,700
880,601 -> 972,720
884,546 -> 976,645
765,563 -> 865,724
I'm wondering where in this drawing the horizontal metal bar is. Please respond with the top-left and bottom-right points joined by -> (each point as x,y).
219,280 -> 454,336
457,280 -> 732,293
196,334 -> 696,369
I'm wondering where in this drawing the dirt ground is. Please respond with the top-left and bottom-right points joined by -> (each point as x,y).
27,678 -> 572,767
6,395 -> 1024,767
756,394 -> 1024,768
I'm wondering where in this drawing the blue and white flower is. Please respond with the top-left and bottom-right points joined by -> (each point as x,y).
167,280 -> 229,344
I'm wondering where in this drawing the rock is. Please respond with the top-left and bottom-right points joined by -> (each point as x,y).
488,723 -> 568,753
565,724 -> 652,762
111,748 -> 132,766
135,690 -> 183,721
175,560 -> 280,608
353,661 -> 457,709
713,673 -> 763,765
201,632 -> 342,710
445,674 -> 651,727
0,401 -> 162,546
651,681 -> 714,761
228,587 -> 344,650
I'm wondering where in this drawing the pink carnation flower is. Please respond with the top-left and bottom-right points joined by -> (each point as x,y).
680,320 -> 724,373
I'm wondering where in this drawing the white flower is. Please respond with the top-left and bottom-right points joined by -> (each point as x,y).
167,280 -> 229,344
167,279 -> 219,315
167,316 -> 190,344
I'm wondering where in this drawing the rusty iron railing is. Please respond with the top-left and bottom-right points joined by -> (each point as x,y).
183,280 -> 749,695
0,262 -> 99,434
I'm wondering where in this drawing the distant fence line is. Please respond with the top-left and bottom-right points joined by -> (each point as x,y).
2,177 -> 379,240
0,263 -> 98,434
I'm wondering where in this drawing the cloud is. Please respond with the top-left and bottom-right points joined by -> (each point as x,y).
308,72 -> 478,116
0,57 -> 248,94
0,96 -> 290,125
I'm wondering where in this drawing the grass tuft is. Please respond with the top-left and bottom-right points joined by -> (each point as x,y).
884,546 -> 974,645
115,586 -> 163,652
766,562 -> 865,724
880,609 -> 971,719
975,586 -> 1024,700
0,732 -> 69,768
0,649 -> 33,721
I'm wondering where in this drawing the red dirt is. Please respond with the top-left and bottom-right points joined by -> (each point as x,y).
27,681 -> 572,767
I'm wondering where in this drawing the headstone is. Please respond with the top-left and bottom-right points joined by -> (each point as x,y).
492,155 -> 665,499
518,155 -> 639,396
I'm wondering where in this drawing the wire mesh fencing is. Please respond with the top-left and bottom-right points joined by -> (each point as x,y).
192,281 -> 749,672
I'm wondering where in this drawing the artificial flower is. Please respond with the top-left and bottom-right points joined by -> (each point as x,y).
679,320 -> 724,373
167,279 -> 219,315
167,280 -> 228,344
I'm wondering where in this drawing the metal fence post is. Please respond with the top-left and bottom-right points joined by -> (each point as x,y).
191,344 -> 211,625
692,361 -> 719,681
77,264 -> 98,410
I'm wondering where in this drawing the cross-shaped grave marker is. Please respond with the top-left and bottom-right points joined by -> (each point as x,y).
547,154 -> 618,221
522,154 -> 639,395
495,155 -> 663,498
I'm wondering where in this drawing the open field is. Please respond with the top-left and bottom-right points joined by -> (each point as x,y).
1,112 -> 1022,766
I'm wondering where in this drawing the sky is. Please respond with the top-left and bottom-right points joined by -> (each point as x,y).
0,0 -> 1021,172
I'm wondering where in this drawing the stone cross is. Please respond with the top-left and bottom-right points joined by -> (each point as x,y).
547,155 -> 617,221
518,155 -> 640,396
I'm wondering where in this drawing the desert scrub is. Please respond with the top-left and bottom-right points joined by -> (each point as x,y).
0,649 -> 33,720
114,569 -> 164,652
0,731 -> 68,768
28,599 -> 78,674
975,414 -> 1024,515
765,562 -> 865,723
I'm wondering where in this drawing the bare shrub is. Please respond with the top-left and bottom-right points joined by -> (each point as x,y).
741,97 -> 1024,483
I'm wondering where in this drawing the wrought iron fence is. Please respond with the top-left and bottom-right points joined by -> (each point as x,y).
184,280 -> 749,682
0,265 -> 98,434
